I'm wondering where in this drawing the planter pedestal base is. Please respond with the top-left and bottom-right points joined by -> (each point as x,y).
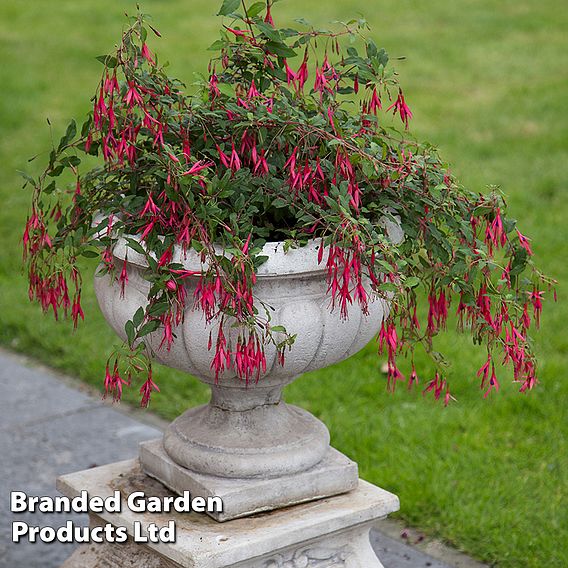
140,438 -> 359,522
57,459 -> 399,568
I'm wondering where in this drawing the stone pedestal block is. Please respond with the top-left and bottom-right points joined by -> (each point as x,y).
57,459 -> 399,568
140,438 -> 358,522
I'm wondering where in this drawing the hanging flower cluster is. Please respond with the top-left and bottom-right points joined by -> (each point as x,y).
22,1 -> 554,406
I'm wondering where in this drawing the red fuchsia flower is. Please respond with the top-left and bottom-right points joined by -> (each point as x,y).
476,284 -> 494,328
423,372 -> 447,402
158,247 -> 173,267
165,279 -> 177,292
140,220 -> 155,241
491,208 -> 507,248
500,261 -> 512,289
139,369 -> 160,407
229,143 -> 242,172
264,2 -> 274,26
247,80 -> 260,99
521,302 -> 531,330
408,366 -> 419,390
141,43 -> 155,66
387,89 -> 413,128
170,269 -> 200,279
353,75 -> 359,94
103,72 -> 119,96
233,333 -> 267,384
124,81 -> 144,108
182,160 -> 214,176
71,293 -> 84,329
182,136 -> 191,162
225,27 -> 251,38
285,50 -> 309,94
253,150 -> 269,176
159,312 -> 174,351
211,324 -> 231,381
477,352 -> 492,390
387,362 -> 405,391
104,361 -> 129,402
194,277 -> 218,322
118,259 -> 128,297
529,289 -> 544,327
369,87 -> 382,114
216,144 -> 231,168
427,288 -> 449,335
314,63 -> 328,95
209,73 -> 221,102
483,363 -> 500,398
516,229 -> 533,255
285,61 -> 297,85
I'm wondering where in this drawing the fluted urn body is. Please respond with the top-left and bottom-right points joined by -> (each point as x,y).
94,237 -> 391,517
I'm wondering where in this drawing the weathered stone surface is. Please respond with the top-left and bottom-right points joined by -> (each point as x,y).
57,460 -> 400,568
140,438 -> 358,521
61,515 -> 179,568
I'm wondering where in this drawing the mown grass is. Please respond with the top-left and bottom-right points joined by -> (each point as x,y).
1,1 -> 567,566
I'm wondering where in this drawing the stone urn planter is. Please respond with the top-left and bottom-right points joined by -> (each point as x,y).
94,234 -> 397,521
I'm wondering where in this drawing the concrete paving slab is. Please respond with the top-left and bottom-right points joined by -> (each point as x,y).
0,350 -> 161,568
0,355 -> 94,428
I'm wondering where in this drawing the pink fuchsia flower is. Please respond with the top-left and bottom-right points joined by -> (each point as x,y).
71,293 -> 84,329
285,61 -> 297,85
225,27 -> 251,38
369,87 -> 382,114
118,259 -> 129,297
247,80 -> 260,99
124,81 -> 144,108
408,366 -> 419,390
139,369 -> 160,407
387,89 -> 413,128
182,160 -> 214,176
529,289 -> 544,327
483,364 -> 500,398
264,2 -> 274,26
516,229 -> 533,255
141,43 -> 155,66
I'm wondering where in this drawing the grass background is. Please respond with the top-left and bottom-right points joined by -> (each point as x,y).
1,1 -> 567,566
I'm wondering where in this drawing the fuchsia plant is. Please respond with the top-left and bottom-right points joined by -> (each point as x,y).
23,1 -> 554,406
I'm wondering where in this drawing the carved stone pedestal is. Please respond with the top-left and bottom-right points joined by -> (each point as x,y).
57,460 -> 399,568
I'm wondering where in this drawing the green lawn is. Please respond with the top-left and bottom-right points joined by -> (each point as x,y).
1,1 -> 567,566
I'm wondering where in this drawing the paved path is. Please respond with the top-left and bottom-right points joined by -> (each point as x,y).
0,349 -> 482,568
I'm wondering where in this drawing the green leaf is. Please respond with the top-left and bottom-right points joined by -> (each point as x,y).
125,238 -> 147,256
95,55 -> 118,68
218,0 -> 241,16
148,302 -> 169,317
133,307 -> 145,328
58,120 -> 77,152
405,276 -> 420,288
217,82 -> 235,98
81,250 -> 100,258
256,21 -> 281,42
246,1 -> 265,18
265,41 -> 297,58
125,320 -> 135,345
138,320 -> 160,338
272,197 -> 289,208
